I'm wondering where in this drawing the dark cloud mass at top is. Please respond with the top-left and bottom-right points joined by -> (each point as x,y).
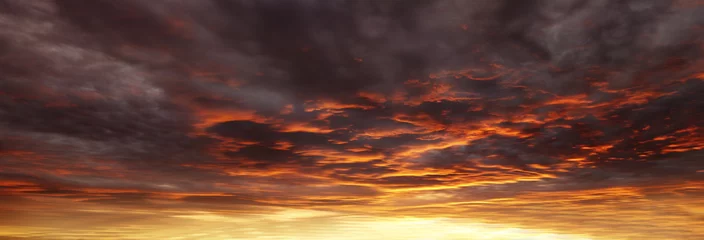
0,0 -> 703,239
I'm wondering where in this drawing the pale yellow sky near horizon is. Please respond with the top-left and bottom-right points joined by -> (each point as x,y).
3,207 -> 597,240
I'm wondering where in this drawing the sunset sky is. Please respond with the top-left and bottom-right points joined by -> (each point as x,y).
1,0 -> 703,239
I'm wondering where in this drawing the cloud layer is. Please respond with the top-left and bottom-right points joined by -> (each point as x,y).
1,0 -> 703,239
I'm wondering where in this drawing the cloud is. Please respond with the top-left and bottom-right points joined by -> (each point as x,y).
1,0 -> 703,239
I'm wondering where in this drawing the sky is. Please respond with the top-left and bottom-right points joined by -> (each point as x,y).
0,0 -> 703,239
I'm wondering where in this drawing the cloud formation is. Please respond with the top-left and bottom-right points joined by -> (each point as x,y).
1,0 -> 703,239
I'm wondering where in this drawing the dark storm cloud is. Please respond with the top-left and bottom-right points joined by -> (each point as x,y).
407,135 -> 561,174
356,133 -> 444,152
321,160 -> 396,177
207,120 -> 331,146
223,145 -> 306,167
39,0 -> 553,100
398,100 -> 494,126
322,108 -> 399,131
